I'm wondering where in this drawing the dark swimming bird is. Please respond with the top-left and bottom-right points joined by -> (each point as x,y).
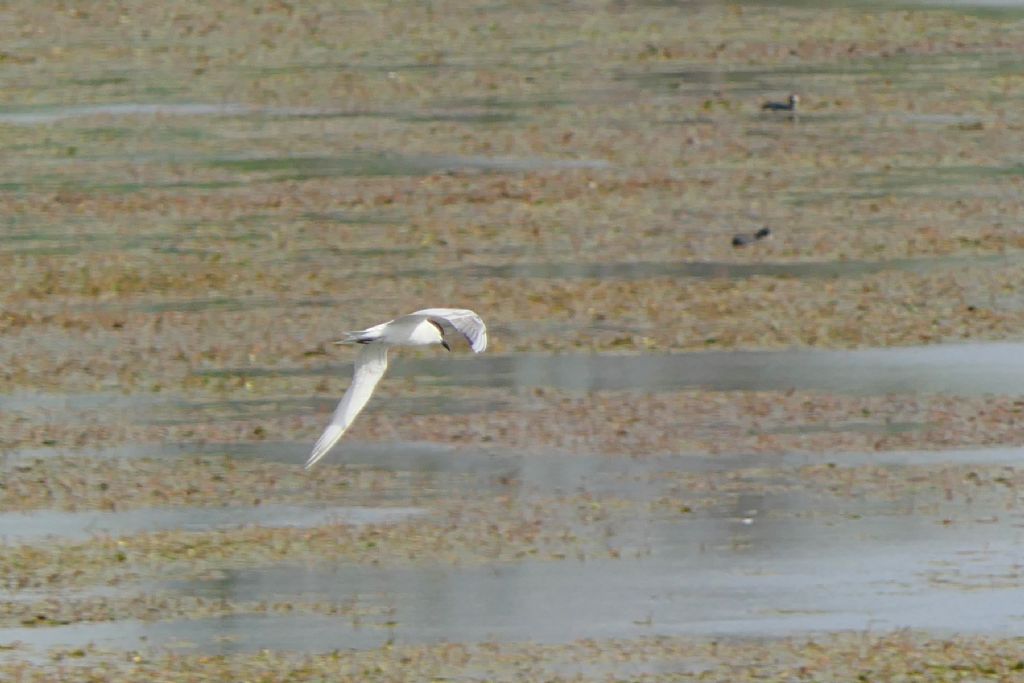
761,94 -> 799,112
732,227 -> 773,248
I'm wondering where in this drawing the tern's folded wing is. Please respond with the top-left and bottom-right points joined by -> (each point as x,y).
305,344 -> 389,469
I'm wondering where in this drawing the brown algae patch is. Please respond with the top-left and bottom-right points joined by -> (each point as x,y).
0,591 -> 381,630
798,461 -> 1024,507
1,631 -> 1023,681
0,456 -> 445,512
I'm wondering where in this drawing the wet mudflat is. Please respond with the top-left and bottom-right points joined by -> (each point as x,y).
4,0 -> 1024,679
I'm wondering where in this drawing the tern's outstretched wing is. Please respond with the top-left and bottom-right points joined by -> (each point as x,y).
305,344 -> 389,469
410,308 -> 488,353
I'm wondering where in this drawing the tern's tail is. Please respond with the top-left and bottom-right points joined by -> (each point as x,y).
333,329 -> 380,345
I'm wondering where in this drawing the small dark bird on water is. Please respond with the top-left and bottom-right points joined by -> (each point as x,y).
732,227 -> 772,247
761,94 -> 799,112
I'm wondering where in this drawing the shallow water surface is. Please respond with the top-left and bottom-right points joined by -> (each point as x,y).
0,505 -> 425,542
630,49 -> 1024,97
456,252 -> 1024,280
2,503 -> 1023,655
207,152 -> 610,180
402,341 -> 1024,395
4,420 -> 1024,659
165,517 -> 1024,644
0,103 -> 256,125
195,341 -> 1024,396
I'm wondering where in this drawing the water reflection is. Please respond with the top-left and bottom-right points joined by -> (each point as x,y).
207,152 -> 610,179
401,342 -> 1024,395
0,103 -> 256,125
627,51 -> 1024,96
146,395 -> 508,426
0,505 -> 424,542
0,391 -> 507,429
2,512 -> 1023,656
194,342 -> 1024,396
4,432 -> 1024,657
455,252 -> 1024,280
0,102 -> 514,126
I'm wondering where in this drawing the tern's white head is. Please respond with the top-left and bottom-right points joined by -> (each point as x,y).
401,318 -> 448,350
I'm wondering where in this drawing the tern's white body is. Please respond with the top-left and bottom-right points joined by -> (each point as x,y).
305,308 -> 487,469
355,317 -> 444,347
